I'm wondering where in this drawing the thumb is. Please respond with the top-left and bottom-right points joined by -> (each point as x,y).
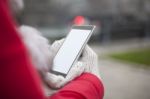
44,72 -> 65,89
64,61 -> 85,83
51,38 -> 65,55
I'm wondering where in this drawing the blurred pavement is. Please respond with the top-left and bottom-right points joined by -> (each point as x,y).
91,38 -> 150,55
91,39 -> 150,99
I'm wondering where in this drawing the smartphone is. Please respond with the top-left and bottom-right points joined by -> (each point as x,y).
50,25 -> 95,77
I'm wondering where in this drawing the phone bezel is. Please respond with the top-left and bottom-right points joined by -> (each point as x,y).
50,25 -> 95,77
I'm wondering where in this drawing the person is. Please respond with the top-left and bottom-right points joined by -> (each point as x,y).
0,0 -> 104,99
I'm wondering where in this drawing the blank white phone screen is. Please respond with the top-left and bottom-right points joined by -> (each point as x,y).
52,29 -> 92,74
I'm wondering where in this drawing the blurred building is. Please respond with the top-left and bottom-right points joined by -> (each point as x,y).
21,0 -> 150,42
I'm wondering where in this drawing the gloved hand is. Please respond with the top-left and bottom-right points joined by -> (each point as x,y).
44,39 -> 101,89
80,45 -> 101,79
19,25 -> 101,95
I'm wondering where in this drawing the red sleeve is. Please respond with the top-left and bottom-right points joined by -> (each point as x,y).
51,73 -> 104,99
0,1 -> 45,99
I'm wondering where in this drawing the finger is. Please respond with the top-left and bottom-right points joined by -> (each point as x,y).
65,61 -> 85,82
51,38 -> 65,55
51,38 -> 65,49
80,45 -> 98,72
44,72 -> 65,89
81,45 -> 97,62
91,63 -> 102,80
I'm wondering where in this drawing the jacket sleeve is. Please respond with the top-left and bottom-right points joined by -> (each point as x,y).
0,1 -> 46,99
50,73 -> 104,99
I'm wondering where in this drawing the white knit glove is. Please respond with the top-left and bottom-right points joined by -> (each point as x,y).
44,39 -> 101,89
80,45 -> 101,79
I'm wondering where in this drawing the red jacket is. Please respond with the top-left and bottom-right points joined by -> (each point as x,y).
0,1 -> 104,99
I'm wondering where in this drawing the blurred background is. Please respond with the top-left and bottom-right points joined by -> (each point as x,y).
19,0 -> 150,99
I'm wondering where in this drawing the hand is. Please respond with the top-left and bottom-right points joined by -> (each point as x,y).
80,45 -> 101,79
44,39 -> 85,88
44,39 -> 101,89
